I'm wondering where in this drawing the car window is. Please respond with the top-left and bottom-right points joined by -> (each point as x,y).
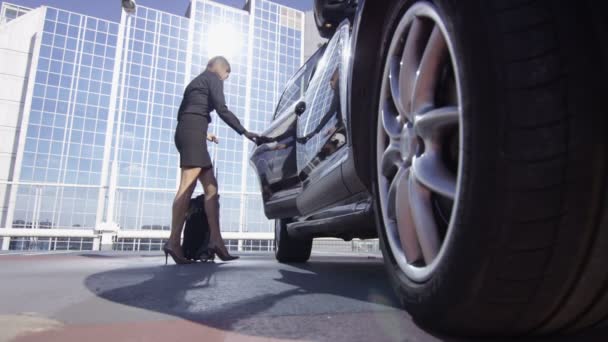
273,45 -> 326,120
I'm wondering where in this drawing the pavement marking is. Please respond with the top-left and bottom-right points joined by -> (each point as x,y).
10,319 -> 308,342
0,313 -> 63,342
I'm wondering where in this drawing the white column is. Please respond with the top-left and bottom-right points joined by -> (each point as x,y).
105,13 -> 132,225
1,237 -> 10,250
185,0 -> 196,81
300,9 -> 305,66
273,4 -> 281,105
238,0 -> 257,240
96,8 -> 128,228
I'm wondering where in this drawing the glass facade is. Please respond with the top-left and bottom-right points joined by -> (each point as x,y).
15,8 -> 118,230
189,2 -> 251,232
2,0 -> 304,249
110,6 -> 189,232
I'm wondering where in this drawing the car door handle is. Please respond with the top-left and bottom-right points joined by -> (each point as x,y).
295,101 -> 306,116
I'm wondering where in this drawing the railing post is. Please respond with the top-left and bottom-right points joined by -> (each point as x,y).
1,237 -> 10,250
92,235 -> 101,251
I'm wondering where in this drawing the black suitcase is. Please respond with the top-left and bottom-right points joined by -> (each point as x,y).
182,194 -> 214,262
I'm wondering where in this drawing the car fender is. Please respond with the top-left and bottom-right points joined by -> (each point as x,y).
346,0 -> 394,191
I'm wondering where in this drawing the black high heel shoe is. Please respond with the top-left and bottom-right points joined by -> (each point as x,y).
163,242 -> 193,265
206,243 -> 239,261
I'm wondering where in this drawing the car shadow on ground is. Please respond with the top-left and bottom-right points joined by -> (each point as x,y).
83,254 -> 608,342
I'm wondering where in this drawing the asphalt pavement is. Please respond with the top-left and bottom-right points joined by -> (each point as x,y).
0,251 -> 606,342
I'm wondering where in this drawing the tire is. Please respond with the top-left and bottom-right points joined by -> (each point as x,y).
369,0 -> 608,336
274,219 -> 313,263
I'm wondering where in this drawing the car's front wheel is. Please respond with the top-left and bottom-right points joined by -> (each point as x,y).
371,0 -> 607,336
274,218 -> 312,263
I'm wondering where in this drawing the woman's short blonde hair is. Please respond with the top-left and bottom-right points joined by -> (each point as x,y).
207,56 -> 231,73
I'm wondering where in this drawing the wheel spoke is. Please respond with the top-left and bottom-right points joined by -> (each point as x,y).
412,153 -> 456,200
381,141 -> 402,179
385,168 -> 400,221
407,173 -> 441,263
412,26 -> 449,112
394,169 -> 424,263
389,56 -> 408,121
400,17 -> 433,122
381,97 -> 403,139
414,106 -> 459,142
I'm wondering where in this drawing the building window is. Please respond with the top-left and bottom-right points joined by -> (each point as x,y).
0,3 -> 31,24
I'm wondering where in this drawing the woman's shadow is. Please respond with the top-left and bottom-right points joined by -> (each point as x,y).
83,255 -> 608,341
84,255 -> 412,340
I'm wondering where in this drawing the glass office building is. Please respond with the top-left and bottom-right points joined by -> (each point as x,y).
0,0 -> 303,251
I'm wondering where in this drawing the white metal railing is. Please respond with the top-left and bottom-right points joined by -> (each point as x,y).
0,228 -> 97,238
0,228 -> 272,240
115,230 -> 273,240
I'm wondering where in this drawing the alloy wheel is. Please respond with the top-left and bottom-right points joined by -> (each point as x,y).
376,2 -> 463,282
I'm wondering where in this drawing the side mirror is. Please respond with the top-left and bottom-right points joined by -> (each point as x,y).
295,101 -> 306,116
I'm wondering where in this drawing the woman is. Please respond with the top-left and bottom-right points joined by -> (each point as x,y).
165,56 -> 259,264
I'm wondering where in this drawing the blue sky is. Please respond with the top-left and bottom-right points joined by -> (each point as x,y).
2,0 -> 313,21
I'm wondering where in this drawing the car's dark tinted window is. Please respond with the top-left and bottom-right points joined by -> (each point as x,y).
273,45 -> 325,120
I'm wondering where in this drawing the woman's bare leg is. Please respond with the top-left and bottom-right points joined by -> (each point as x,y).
169,167 -> 201,257
198,167 -> 230,252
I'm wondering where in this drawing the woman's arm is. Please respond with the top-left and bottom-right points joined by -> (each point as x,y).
208,78 -> 246,134
208,77 -> 260,143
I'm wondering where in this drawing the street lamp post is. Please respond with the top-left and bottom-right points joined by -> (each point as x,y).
121,0 -> 136,14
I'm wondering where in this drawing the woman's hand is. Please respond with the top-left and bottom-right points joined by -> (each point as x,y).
207,133 -> 219,144
244,131 -> 260,144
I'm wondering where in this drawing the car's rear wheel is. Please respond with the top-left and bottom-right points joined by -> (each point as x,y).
274,219 -> 312,263
371,0 -> 608,336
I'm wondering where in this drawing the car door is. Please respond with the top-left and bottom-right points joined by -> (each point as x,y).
296,22 -> 349,177
250,49 -> 324,208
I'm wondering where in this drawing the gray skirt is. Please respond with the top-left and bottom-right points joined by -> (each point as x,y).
174,115 -> 212,169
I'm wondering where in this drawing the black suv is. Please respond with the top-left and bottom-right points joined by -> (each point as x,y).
250,0 -> 608,336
